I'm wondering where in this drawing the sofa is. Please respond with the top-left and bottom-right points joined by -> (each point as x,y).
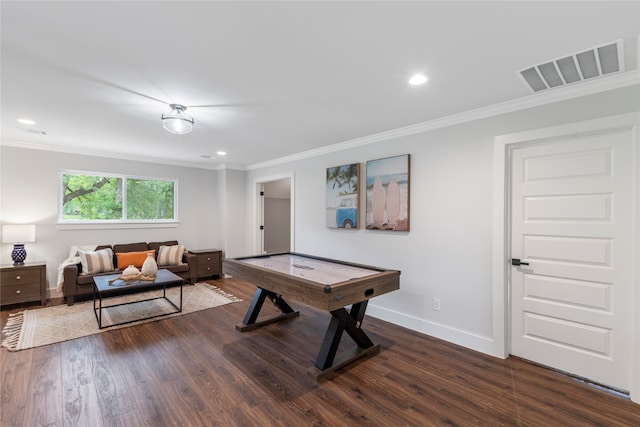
62,240 -> 196,305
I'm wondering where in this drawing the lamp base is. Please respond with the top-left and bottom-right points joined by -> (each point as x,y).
11,243 -> 27,265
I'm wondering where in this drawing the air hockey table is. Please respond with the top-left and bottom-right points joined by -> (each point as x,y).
223,252 -> 400,380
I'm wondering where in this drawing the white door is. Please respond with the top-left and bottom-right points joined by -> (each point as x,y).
510,127 -> 633,391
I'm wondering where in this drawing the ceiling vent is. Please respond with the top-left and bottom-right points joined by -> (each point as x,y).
518,39 -> 624,93
18,127 -> 47,135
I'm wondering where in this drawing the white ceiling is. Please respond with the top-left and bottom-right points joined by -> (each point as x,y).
2,1 -> 638,170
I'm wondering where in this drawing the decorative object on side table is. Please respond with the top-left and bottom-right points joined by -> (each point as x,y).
2,224 -> 36,265
0,262 -> 47,306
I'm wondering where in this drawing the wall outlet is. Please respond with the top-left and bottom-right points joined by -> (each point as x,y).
432,298 -> 441,311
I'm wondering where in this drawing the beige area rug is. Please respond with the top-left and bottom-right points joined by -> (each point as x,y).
1,283 -> 242,351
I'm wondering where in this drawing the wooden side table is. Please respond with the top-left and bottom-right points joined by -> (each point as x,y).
1,262 -> 47,306
189,249 -> 223,280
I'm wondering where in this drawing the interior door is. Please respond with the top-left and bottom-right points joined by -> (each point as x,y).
510,127 -> 633,391
261,179 -> 291,254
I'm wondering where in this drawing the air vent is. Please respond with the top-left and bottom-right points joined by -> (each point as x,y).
200,154 -> 214,159
18,127 -> 47,135
518,40 -> 624,93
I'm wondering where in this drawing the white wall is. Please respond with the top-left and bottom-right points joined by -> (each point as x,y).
244,85 -> 640,356
0,147 -> 219,297
217,168 -> 247,258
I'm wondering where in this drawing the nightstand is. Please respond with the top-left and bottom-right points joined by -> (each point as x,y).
1,262 -> 47,306
189,249 -> 223,280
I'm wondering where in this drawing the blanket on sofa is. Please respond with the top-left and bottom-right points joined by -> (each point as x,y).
56,245 -> 97,291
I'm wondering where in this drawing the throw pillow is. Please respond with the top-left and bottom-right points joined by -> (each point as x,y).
79,248 -> 114,275
157,245 -> 185,266
116,250 -> 155,269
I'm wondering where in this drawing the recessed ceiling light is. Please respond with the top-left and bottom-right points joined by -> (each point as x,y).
216,151 -> 227,156
409,74 -> 428,85
17,118 -> 36,125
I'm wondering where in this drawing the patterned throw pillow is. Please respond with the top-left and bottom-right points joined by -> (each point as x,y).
157,245 -> 185,266
79,248 -> 114,274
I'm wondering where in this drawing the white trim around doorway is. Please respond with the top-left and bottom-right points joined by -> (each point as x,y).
492,112 -> 639,403
252,172 -> 295,255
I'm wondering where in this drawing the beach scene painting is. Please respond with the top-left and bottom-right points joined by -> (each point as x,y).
326,163 -> 360,229
366,154 -> 410,231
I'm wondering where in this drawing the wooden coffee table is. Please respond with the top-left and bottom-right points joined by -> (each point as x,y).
93,269 -> 184,329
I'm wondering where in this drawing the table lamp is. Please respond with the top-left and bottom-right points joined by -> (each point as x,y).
2,224 -> 36,265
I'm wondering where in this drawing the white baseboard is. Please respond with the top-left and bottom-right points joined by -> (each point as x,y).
366,304 -> 504,359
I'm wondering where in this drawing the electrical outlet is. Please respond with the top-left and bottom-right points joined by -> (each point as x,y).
432,298 -> 441,311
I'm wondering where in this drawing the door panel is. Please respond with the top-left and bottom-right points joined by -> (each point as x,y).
524,194 -> 611,221
511,128 -> 633,390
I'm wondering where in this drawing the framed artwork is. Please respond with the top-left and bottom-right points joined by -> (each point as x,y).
326,163 -> 360,229
366,154 -> 410,231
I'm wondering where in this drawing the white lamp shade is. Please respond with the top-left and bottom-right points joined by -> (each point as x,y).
2,224 -> 36,243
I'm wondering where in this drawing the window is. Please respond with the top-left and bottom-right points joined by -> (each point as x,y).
59,171 -> 177,223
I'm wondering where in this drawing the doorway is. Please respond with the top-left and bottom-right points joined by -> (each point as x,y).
254,174 -> 294,254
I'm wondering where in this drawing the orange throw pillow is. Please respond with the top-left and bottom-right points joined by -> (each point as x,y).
116,250 -> 155,269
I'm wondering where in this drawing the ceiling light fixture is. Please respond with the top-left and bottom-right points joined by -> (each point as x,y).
17,118 -> 36,125
161,104 -> 194,135
216,151 -> 227,156
409,74 -> 428,85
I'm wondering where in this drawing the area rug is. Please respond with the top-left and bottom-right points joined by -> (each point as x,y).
1,282 -> 242,351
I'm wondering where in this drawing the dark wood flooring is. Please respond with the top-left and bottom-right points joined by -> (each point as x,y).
2,277 -> 640,426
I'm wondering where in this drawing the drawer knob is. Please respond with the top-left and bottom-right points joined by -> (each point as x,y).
16,290 -> 21,294
16,275 -> 21,280
207,257 -> 211,261
207,267 -> 211,271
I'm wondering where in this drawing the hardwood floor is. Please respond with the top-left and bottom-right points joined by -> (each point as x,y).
2,277 -> 640,426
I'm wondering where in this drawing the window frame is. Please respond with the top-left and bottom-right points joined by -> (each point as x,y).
58,169 -> 179,226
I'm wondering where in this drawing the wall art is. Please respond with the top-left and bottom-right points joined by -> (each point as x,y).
366,154 -> 410,231
326,163 -> 360,229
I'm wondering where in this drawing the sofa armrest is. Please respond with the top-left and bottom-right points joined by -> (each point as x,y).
183,251 -> 197,283
63,264 -> 80,304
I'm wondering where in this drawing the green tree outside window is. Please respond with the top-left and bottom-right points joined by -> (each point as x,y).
61,172 -> 176,222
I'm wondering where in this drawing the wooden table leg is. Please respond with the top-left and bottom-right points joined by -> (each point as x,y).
309,300 -> 380,380
236,287 -> 299,332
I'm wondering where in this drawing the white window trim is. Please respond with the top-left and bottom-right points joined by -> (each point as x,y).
57,169 -> 179,225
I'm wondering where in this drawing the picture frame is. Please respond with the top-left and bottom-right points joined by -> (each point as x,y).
366,154 -> 410,231
326,163 -> 360,229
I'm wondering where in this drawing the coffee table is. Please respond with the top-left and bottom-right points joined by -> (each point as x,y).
93,269 -> 184,329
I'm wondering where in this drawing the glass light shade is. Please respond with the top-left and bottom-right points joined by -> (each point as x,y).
162,104 -> 194,135
2,224 -> 36,243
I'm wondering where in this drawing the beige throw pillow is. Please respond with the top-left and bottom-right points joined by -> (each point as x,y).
157,245 -> 185,266
79,248 -> 114,274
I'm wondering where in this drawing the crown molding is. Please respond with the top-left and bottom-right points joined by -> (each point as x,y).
246,70 -> 640,170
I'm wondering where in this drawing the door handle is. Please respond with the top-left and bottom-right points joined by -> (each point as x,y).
511,258 -> 529,266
